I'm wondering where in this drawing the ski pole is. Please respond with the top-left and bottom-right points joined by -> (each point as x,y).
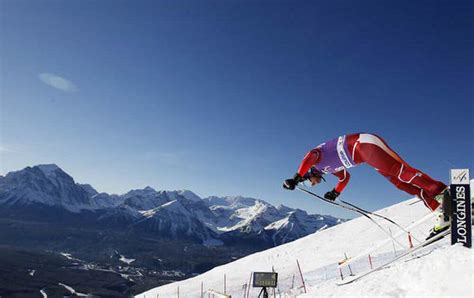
296,186 -> 387,220
338,199 -> 420,243
297,185 -> 418,241
296,186 -> 407,249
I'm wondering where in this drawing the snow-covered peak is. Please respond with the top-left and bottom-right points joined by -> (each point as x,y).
123,186 -> 157,197
234,200 -> 269,219
205,195 -> 261,210
177,190 -> 202,202
121,188 -> 169,210
78,183 -> 98,197
276,204 -> 294,214
36,164 -> 61,177
143,186 -> 156,192
0,164 -> 104,212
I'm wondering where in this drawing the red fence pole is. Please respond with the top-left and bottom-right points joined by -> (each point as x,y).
408,232 -> 414,248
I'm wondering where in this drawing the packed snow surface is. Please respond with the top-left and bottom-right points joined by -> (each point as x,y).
137,194 -> 473,298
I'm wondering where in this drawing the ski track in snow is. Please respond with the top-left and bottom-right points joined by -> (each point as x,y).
137,186 -> 474,298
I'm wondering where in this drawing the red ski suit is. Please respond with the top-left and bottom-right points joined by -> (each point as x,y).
297,133 -> 446,211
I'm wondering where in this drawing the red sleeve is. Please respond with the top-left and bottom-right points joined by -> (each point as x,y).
297,149 -> 320,177
333,169 -> 350,193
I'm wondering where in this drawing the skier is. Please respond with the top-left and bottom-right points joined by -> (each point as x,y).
283,133 -> 451,236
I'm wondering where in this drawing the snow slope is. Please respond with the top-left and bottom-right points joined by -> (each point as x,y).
137,191 -> 473,298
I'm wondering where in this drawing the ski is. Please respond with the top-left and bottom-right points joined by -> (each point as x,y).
336,228 -> 450,286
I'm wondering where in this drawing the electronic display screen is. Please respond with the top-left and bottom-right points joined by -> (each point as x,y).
252,272 -> 278,288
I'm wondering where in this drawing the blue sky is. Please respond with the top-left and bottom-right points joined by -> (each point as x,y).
1,0 -> 472,218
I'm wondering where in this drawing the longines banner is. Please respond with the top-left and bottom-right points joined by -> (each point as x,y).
450,169 -> 472,248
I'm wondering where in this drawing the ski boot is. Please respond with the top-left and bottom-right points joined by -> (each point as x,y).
426,188 -> 451,240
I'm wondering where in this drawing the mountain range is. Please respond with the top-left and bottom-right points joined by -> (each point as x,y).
0,164 -> 342,246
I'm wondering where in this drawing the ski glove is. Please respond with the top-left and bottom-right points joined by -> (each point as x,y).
283,174 -> 304,190
324,189 -> 340,201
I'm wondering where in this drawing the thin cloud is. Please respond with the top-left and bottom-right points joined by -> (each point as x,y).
0,145 -> 16,153
38,73 -> 78,92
